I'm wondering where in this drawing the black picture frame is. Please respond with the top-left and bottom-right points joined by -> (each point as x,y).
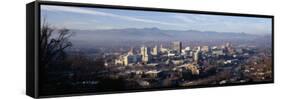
26,0 -> 274,98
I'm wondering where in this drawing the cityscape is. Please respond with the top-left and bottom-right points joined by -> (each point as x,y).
67,40 -> 272,88
39,5 -> 273,95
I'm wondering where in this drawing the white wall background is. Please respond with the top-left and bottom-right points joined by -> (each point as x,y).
0,0 -> 279,98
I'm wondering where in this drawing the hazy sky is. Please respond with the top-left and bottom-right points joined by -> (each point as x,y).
41,5 -> 272,35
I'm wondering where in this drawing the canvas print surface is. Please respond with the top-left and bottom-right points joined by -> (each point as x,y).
39,5 -> 273,96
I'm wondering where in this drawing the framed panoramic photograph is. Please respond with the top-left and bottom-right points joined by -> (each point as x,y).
26,0 -> 274,98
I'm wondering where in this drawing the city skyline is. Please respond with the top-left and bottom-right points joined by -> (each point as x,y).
41,5 -> 272,35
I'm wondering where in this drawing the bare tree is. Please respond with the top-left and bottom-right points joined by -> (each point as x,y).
40,18 -> 73,68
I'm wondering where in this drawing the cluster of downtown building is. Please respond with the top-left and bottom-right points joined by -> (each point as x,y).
67,38 -> 272,88
112,41 -> 240,76
74,39 -> 269,88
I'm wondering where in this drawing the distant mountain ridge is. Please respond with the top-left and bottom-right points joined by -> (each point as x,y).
69,27 -> 266,42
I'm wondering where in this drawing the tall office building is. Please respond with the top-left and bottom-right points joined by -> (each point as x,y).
193,51 -> 199,64
151,45 -> 158,55
123,55 -> 131,66
141,46 -> 151,63
193,47 -> 201,64
172,41 -> 182,53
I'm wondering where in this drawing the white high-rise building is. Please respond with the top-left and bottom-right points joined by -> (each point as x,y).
141,46 -> 151,63
151,46 -> 158,55
193,48 -> 201,64
193,51 -> 199,63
